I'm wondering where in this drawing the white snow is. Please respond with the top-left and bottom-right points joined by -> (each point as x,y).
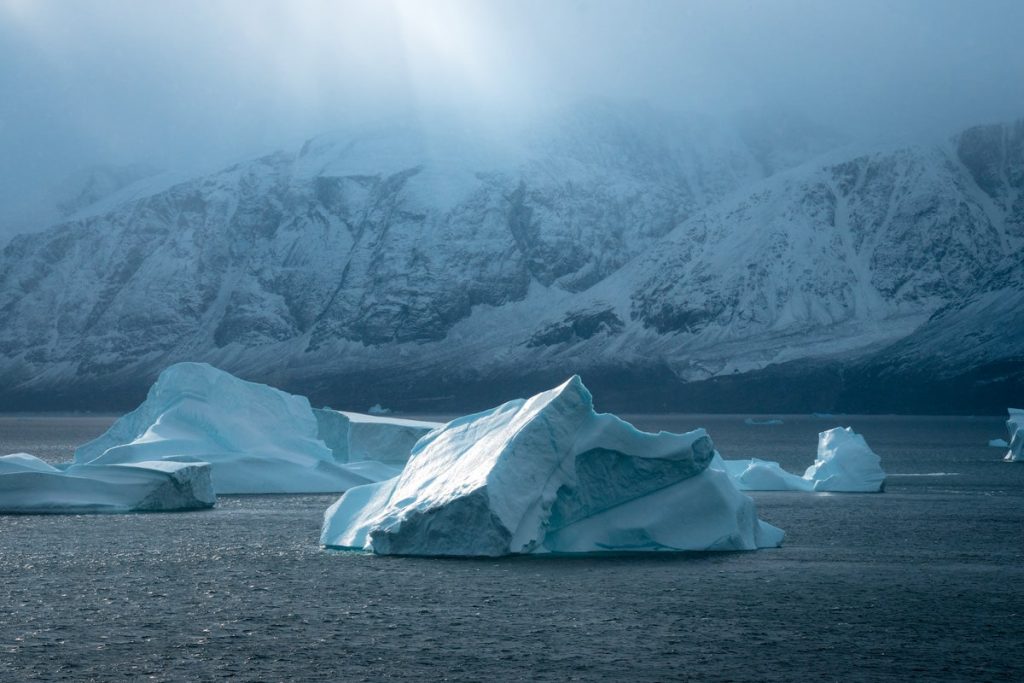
1005,408 -> 1023,462
0,453 -> 215,514
715,426 -> 886,493
321,376 -> 784,556
75,363 -> 422,494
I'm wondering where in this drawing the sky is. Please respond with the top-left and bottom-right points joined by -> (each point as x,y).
2,0 -> 1024,238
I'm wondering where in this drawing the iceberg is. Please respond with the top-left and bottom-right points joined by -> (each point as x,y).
1005,408 -> 1023,462
313,409 -> 441,466
0,453 -> 215,514
989,438 -> 1009,448
717,427 -> 886,493
74,363 -> 412,494
0,452 -> 63,475
717,456 -> 811,491
744,418 -> 784,426
321,376 -> 784,556
802,427 -> 887,492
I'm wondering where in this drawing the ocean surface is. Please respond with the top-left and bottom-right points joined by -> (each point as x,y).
1,413 -> 1022,681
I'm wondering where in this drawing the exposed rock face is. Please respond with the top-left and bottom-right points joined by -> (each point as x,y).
0,107 -> 1021,412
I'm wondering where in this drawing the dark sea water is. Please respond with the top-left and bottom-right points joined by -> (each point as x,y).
1,413 -> 1022,682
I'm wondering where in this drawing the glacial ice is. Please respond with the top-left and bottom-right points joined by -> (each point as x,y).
803,427 -> 887,492
320,376 -> 784,556
717,427 -> 887,493
1005,408 -> 1023,462
0,453 -> 215,514
0,452 -> 62,475
313,409 -> 441,466
716,456 -> 811,491
989,438 -> 1009,448
74,363 -> 421,494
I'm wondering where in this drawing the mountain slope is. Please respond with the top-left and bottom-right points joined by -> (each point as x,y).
0,109 -> 1020,412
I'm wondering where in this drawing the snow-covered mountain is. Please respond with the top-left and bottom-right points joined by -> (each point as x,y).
0,106 -> 1020,412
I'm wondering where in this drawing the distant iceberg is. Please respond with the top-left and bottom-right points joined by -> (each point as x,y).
744,418 -> 784,426
314,409 -> 441,467
717,427 -> 886,493
1005,408 -> 1023,463
989,438 -> 1009,448
716,456 -> 809,491
0,453 -> 215,514
74,363 -> 429,493
804,427 -> 887,492
321,376 -> 783,556
367,404 -> 391,415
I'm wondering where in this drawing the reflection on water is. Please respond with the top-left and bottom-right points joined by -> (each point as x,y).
1,414 -> 1022,681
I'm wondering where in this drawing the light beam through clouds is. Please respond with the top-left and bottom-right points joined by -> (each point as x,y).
1,0 -> 1023,238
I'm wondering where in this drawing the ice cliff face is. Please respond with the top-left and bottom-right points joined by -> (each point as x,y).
0,107 -> 1020,412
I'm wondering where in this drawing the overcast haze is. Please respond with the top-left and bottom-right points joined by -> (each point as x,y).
2,0 -> 1024,239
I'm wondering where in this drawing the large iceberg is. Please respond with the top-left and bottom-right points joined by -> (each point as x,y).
74,363 -> 424,494
0,453 -> 215,513
321,376 -> 783,556
1005,408 -> 1023,462
717,426 -> 886,493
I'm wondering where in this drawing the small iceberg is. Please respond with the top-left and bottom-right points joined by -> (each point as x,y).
0,453 -> 215,514
74,363 -> 432,494
367,404 -> 391,415
321,376 -> 783,556
804,427 -> 887,492
744,418 -> 784,426
1005,408 -> 1023,463
717,427 -> 886,493
989,439 -> 1009,448
716,457 -> 810,491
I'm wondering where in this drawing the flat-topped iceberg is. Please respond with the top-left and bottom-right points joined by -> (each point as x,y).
321,376 -> 783,556
717,426 -> 886,493
0,453 -> 215,514
74,363 -> 416,493
313,409 -> 441,466
1005,408 -> 1023,462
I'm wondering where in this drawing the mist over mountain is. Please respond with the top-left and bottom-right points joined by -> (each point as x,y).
1,1 -> 1022,412
0,104 -> 1020,413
